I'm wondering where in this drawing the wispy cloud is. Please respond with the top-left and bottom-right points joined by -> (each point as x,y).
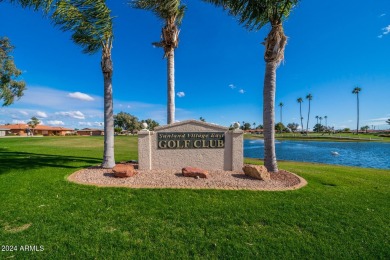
36,111 -> 48,118
47,120 -> 65,125
378,24 -> 390,38
239,89 -> 245,94
12,120 -> 26,124
56,111 -> 85,120
177,91 -> 185,98
19,110 -> 28,116
379,13 -> 386,17
68,92 -> 94,101
229,84 -> 236,89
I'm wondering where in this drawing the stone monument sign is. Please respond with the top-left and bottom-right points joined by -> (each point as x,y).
138,120 -> 243,171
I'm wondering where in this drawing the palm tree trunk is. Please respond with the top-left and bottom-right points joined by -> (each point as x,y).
167,51 -> 175,124
299,104 -> 303,132
306,101 -> 311,133
263,61 -> 278,173
101,54 -> 115,168
356,93 -> 359,135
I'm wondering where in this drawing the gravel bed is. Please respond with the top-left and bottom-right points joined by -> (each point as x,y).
68,166 -> 307,191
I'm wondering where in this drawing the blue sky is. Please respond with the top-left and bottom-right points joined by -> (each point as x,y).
0,0 -> 389,130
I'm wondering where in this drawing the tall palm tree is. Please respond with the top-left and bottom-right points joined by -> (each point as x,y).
204,0 -> 298,172
279,102 -> 284,124
352,86 -> 362,135
319,116 -> 322,125
315,115 -> 319,124
306,93 -> 312,133
297,97 -> 303,132
130,0 -> 186,124
52,0 -> 116,168
324,115 -> 328,128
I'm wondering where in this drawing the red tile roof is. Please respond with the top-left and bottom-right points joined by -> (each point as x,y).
0,124 -> 74,131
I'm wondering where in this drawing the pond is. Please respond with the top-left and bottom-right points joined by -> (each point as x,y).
244,139 -> 390,170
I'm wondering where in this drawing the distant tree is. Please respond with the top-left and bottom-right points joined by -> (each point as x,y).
256,124 -> 264,129
313,123 -> 325,133
319,116 -> 322,126
130,0 -> 186,124
324,115 -> 328,128
114,127 -> 122,134
315,115 -> 319,125
352,86 -> 362,135
252,122 -> 256,129
306,94 -> 313,133
199,117 -> 206,122
28,116 -> 40,135
0,37 -> 26,106
279,102 -> 284,124
242,122 -> 251,131
343,128 -> 351,133
287,122 -> 299,133
140,118 -> 160,130
275,122 -> 286,133
360,125 -> 369,133
114,112 -> 140,133
387,118 -> 390,125
297,97 -> 304,132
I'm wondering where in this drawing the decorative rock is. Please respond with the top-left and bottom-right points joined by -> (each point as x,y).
182,166 -> 209,179
113,164 -> 137,178
242,164 -> 270,181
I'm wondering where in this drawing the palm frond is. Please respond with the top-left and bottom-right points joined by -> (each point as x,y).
203,0 -> 298,31
130,0 -> 186,24
52,0 -> 113,54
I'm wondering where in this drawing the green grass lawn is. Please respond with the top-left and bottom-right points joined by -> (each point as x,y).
0,136 -> 389,259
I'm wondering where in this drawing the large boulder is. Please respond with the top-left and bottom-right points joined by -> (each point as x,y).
182,166 -> 209,179
242,165 -> 270,181
113,164 -> 137,178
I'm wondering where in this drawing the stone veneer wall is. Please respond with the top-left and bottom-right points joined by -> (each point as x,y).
138,120 -> 243,171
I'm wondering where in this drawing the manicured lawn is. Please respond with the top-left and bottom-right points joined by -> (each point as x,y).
0,136 -> 389,259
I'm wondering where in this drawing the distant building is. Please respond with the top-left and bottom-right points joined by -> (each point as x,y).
0,124 -> 74,136
76,128 -> 104,136
0,128 -> 10,136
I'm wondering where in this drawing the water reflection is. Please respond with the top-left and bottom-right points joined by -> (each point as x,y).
244,139 -> 390,169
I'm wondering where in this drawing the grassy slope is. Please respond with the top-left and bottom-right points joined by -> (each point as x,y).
0,136 -> 389,259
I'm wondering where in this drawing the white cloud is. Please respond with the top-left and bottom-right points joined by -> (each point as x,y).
79,122 -> 92,126
78,121 -> 104,127
239,89 -> 245,94
379,25 -> 390,38
383,25 -> 390,34
19,110 -> 28,116
36,111 -> 48,118
229,84 -> 236,89
47,120 -> 65,126
56,111 -> 85,119
68,92 -> 94,101
12,120 -> 26,124
177,92 -> 185,98
379,13 -> 386,17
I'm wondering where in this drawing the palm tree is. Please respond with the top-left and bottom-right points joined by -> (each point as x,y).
319,116 -> 322,125
352,86 -> 362,135
52,0 -> 116,168
204,0 -> 298,172
306,93 -> 313,133
297,97 -> 303,132
279,102 -> 284,124
315,115 -> 319,125
130,0 -> 186,125
324,115 -> 328,128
